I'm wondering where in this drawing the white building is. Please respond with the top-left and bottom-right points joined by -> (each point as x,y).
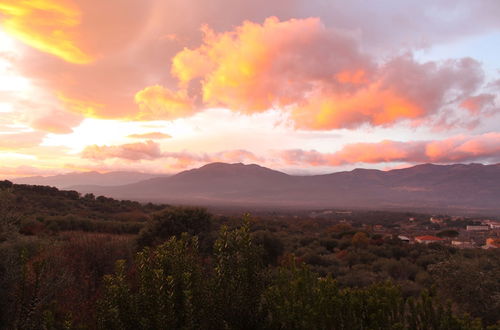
466,225 -> 490,231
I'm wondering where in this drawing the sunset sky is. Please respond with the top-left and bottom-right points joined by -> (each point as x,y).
1,0 -> 499,177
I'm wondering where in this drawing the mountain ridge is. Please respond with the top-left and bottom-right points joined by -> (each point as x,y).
65,162 -> 500,214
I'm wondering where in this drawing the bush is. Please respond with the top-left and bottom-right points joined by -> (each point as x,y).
136,207 -> 212,248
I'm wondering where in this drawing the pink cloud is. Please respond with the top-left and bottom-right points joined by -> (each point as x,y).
0,0 -> 497,135
0,131 -> 46,149
162,149 -> 262,169
30,109 -> 84,134
81,140 -> 162,161
460,93 -> 497,115
280,133 -> 500,166
2,2 -> 496,132
80,140 -> 261,168
215,149 -> 262,163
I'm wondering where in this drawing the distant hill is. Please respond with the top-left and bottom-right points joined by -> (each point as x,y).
71,162 -> 500,214
12,171 -> 168,189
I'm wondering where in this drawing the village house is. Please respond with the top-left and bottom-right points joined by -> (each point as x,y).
430,217 -> 444,225
481,220 -> 500,229
451,240 -> 475,249
397,235 -> 410,243
483,238 -> 500,249
466,225 -> 490,231
415,235 -> 445,244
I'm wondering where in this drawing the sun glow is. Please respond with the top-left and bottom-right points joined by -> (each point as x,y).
41,118 -> 178,153
0,152 -> 36,160
0,0 -> 92,64
0,28 -> 17,51
0,28 -> 32,93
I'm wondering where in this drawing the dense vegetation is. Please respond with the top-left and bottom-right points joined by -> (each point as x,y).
0,181 -> 499,329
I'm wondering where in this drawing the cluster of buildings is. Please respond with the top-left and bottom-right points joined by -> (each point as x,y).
379,216 -> 500,249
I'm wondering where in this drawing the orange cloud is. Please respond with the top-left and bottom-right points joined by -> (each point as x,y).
171,17 -> 373,113
293,82 -> 425,130
0,0 -> 92,64
1,1 -> 172,127
5,6 -> 492,130
127,132 -> 172,140
335,70 -> 367,84
280,133 -> 500,166
425,133 -> 500,162
162,17 -> 487,129
78,132 -> 500,171
56,92 -> 104,117
134,85 -> 195,120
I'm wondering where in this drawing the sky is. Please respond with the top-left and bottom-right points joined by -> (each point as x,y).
0,0 -> 499,177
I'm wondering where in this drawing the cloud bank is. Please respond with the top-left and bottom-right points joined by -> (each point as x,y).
143,17 -> 494,130
280,133 -> 500,166
81,133 -> 500,169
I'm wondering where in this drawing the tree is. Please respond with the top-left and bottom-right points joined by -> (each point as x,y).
212,219 -> 264,329
136,206 -> 212,248
436,229 -> 459,238
252,230 -> 284,265
98,235 -> 208,330
351,232 -> 369,249
429,253 -> 500,325
0,190 -> 22,243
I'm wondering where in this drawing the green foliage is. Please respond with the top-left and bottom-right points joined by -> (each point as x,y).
137,206 -> 212,248
262,255 -> 481,330
406,290 -> 482,330
95,223 -> 486,330
98,260 -> 135,329
98,234 -> 208,330
262,257 -> 346,329
252,230 -> 285,265
0,181 -> 163,235
43,215 -> 143,234
1,245 -> 72,330
1,182 -> 498,328
429,253 -> 500,325
352,231 -> 370,249
0,190 -> 23,242
212,218 -> 265,329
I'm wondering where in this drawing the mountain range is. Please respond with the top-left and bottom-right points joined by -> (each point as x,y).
47,162 -> 500,215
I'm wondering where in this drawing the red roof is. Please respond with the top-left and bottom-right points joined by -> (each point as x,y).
415,235 -> 444,241
487,238 -> 500,248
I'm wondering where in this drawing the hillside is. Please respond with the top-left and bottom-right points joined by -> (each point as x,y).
0,180 -> 167,234
70,162 -> 500,214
